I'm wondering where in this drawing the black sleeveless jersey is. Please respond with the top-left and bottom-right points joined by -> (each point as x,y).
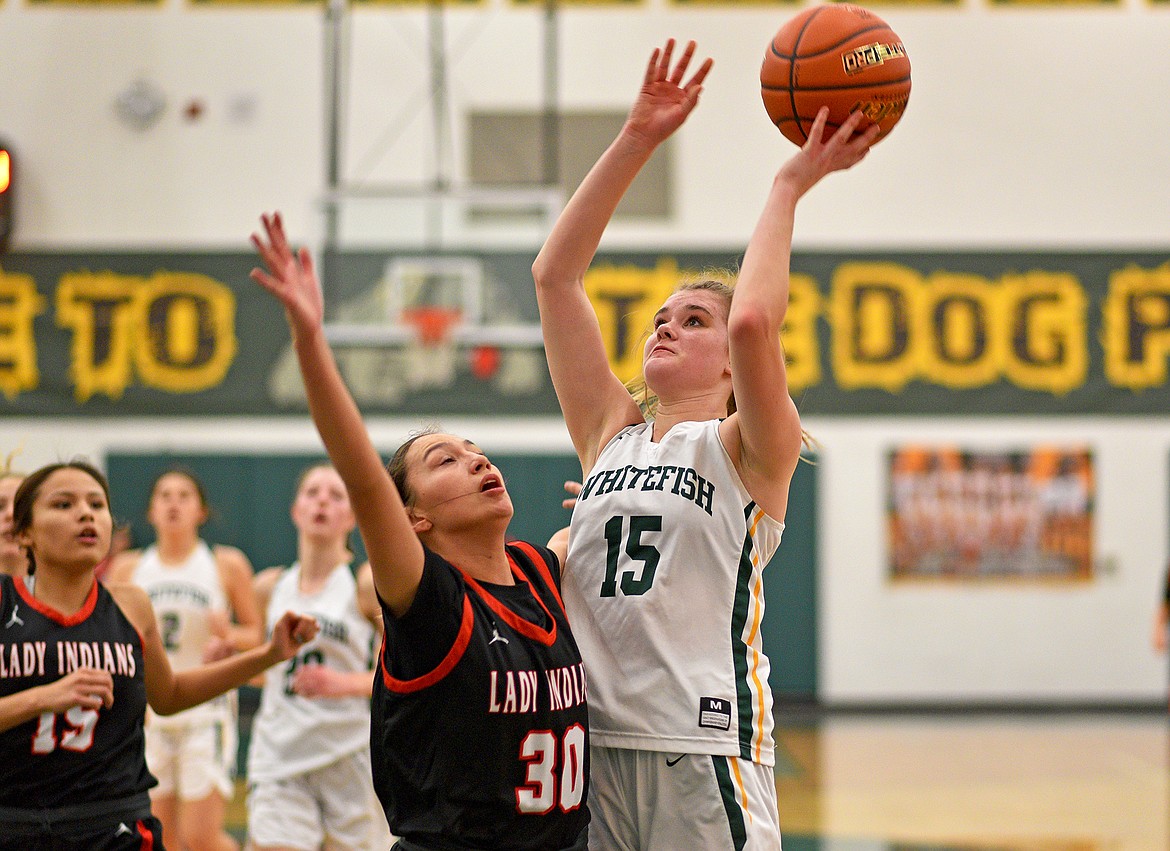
0,575 -> 154,808
373,541 -> 590,850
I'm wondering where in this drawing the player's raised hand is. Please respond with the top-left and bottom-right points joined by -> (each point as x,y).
624,39 -> 713,149
778,107 -> 880,199
250,212 -> 324,333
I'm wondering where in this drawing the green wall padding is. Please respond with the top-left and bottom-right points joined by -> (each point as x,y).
107,450 -> 817,699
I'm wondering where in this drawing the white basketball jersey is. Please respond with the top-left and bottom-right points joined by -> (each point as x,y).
563,419 -> 784,765
247,563 -> 376,781
133,540 -> 233,727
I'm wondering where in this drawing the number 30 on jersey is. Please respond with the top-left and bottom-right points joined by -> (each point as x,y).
516,724 -> 586,813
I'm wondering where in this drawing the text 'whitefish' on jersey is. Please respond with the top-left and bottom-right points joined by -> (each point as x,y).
146,582 -> 213,608
0,639 -> 137,678
577,464 -> 715,516
308,613 -> 349,644
488,662 -> 587,715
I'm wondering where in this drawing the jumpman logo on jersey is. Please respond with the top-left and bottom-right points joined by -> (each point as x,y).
4,605 -> 22,629
488,624 -> 509,645
115,823 -> 133,837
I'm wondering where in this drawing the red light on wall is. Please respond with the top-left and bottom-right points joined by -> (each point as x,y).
0,143 -> 11,253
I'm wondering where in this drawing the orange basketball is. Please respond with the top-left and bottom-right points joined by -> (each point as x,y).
761,4 -> 911,147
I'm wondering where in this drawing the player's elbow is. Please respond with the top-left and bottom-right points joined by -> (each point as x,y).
728,303 -> 780,347
530,255 -> 577,296
147,676 -> 190,716
531,255 -> 555,293
149,694 -> 183,716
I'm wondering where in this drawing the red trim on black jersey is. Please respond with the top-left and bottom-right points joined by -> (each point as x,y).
461,556 -> 557,647
380,595 -> 475,693
137,818 -> 155,849
15,577 -> 98,626
509,541 -> 566,618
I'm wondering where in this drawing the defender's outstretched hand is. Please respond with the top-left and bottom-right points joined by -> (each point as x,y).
269,611 -> 320,663
623,39 -> 713,149
561,480 -> 583,511
250,212 -> 324,333
778,107 -> 881,199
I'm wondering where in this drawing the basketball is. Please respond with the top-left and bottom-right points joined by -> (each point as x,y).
761,4 -> 911,147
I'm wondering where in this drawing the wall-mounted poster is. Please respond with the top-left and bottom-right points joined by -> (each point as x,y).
888,445 -> 1093,582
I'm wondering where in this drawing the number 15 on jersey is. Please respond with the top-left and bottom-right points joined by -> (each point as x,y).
601,515 -> 663,598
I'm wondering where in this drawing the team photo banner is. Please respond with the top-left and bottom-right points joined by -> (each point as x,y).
887,444 -> 1094,584
0,249 -> 1167,416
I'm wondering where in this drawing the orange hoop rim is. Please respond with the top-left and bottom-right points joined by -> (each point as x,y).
402,306 -> 462,346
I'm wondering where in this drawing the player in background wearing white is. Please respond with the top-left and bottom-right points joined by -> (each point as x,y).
532,39 -> 878,850
0,460 -> 28,579
246,463 -> 391,851
110,469 -> 264,851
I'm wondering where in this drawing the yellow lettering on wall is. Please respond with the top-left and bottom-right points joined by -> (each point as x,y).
920,273 -> 1002,389
783,274 -> 821,394
134,272 -> 237,392
54,272 -> 138,401
1102,263 -> 1170,389
584,259 -> 680,384
831,262 -> 923,391
55,270 -> 238,400
580,258 -> 1097,399
1001,271 -> 1086,394
0,268 -> 47,398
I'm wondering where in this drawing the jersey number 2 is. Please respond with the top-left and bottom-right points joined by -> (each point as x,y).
516,724 -> 586,814
601,515 -> 662,597
31,707 -> 100,754
160,611 -> 182,652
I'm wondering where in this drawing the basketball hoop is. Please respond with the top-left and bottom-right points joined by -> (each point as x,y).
402,306 -> 462,347
401,306 -> 462,390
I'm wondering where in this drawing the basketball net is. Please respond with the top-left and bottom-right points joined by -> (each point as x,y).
402,306 -> 461,389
